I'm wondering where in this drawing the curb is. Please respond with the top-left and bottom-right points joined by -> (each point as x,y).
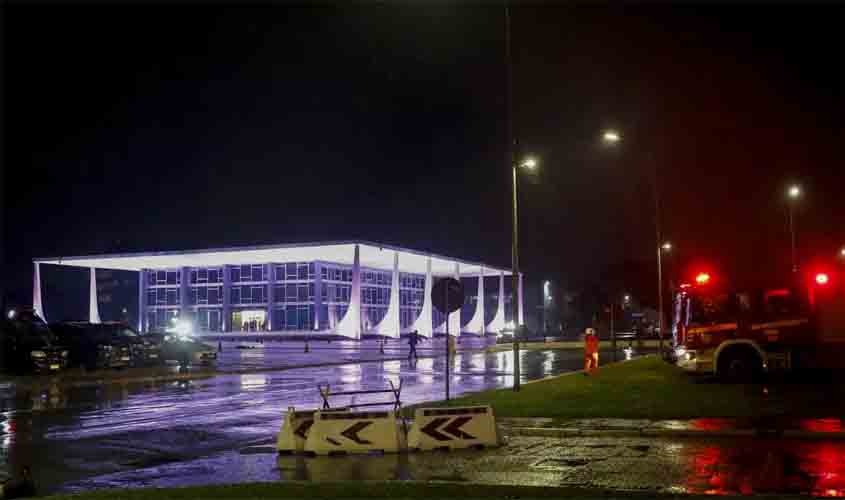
506,426 -> 845,440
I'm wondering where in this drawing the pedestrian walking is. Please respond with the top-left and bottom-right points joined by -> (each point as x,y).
584,327 -> 599,375
408,330 -> 420,361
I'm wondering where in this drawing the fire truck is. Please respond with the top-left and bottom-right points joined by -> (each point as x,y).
672,264 -> 845,380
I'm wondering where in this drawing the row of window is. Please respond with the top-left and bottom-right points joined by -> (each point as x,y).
147,287 -> 180,306
321,283 -> 352,303
362,286 -> 390,306
190,268 -> 223,284
321,266 -> 353,282
400,273 -> 425,290
148,266 -> 427,289
271,305 -> 315,331
146,308 -> 180,330
232,264 -> 269,283
231,285 -> 268,305
148,270 -> 181,286
272,284 -> 315,303
190,286 -> 223,305
274,263 -> 316,282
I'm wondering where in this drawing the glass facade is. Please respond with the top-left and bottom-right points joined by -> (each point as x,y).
141,261 -> 512,334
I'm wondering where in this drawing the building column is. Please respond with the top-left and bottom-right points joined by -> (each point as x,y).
371,252 -> 400,338
486,271 -> 506,333
411,257 -> 433,337
222,265 -> 232,332
336,244 -> 361,339
313,261 -> 323,331
518,272 -> 525,326
138,269 -> 147,332
266,263 -> 275,331
180,267 -> 191,323
89,267 -> 101,324
33,262 -> 46,321
449,262 -> 461,336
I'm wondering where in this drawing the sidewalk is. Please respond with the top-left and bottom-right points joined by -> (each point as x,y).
501,416 -> 845,440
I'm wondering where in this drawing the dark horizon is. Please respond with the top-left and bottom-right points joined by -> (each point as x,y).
3,5 -> 842,312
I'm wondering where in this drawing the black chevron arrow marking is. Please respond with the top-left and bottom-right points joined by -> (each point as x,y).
420,417 -> 451,441
443,416 -> 475,440
341,421 -> 372,445
294,420 -> 313,439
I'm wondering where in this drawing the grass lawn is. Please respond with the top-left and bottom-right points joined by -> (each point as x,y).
40,481 -> 793,500
414,355 -> 795,419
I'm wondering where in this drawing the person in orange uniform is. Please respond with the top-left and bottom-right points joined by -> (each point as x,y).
584,328 -> 599,375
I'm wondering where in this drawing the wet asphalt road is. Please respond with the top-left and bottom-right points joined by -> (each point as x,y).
64,435 -> 845,497
0,339 -> 647,494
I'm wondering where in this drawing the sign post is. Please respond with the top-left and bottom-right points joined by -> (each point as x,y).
432,277 -> 464,402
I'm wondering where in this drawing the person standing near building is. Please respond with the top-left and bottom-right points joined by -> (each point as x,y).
584,327 -> 599,375
408,330 -> 420,361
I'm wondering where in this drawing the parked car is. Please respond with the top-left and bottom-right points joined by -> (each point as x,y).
98,322 -> 162,367
50,322 -> 133,370
152,331 -> 216,366
1,309 -> 68,375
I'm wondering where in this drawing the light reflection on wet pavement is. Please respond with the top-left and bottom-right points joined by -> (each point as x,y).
4,340 -> 844,497
61,435 -> 845,497
0,339 -> 645,493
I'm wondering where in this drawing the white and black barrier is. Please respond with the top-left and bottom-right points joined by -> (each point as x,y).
277,407 -> 349,454
277,407 -> 318,454
304,410 -> 405,455
407,405 -> 500,451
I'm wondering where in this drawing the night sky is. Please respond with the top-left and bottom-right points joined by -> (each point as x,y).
3,4 -> 842,313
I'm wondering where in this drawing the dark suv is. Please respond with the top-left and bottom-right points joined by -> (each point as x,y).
1,309 -> 68,374
100,322 -> 162,367
51,322 -> 134,370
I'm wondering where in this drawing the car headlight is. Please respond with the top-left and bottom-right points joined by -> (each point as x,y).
30,350 -> 47,358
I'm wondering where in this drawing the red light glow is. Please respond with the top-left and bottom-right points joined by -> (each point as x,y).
695,273 -> 711,285
816,273 -> 830,286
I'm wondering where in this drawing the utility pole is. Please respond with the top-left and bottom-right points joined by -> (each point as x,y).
505,4 -> 521,392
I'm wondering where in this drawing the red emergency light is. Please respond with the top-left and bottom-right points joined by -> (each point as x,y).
695,273 -> 711,285
815,273 -> 829,286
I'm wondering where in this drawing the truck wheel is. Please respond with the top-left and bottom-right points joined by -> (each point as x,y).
718,348 -> 762,382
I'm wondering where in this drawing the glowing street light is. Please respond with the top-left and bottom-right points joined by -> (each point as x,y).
788,184 -> 802,199
602,130 -> 621,144
839,247 -> 845,259
661,242 -> 673,252
520,156 -> 538,170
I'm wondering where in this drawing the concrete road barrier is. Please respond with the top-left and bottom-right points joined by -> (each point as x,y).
277,407 -> 318,454
408,405 -> 499,451
277,407 -> 348,454
304,410 -> 403,455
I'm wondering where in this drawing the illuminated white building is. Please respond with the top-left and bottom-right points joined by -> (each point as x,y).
33,241 -> 523,339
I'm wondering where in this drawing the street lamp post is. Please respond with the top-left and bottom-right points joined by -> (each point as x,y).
511,156 -> 536,392
601,130 -> 670,357
788,185 -> 801,273
657,242 -> 672,355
